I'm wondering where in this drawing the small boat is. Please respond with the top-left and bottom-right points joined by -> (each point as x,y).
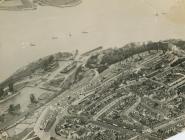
161,12 -> 167,15
155,13 -> 159,17
82,31 -> 88,34
52,36 -> 58,40
69,33 -> 72,37
30,43 -> 36,47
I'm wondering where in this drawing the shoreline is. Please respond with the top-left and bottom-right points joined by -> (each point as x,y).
0,0 -> 82,11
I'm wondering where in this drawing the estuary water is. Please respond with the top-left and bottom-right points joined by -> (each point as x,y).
0,0 -> 185,82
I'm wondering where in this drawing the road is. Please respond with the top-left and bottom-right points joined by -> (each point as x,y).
128,135 -> 139,140
140,52 -> 162,66
91,120 -> 132,134
93,93 -> 132,121
71,70 -> 124,106
153,113 -> 185,131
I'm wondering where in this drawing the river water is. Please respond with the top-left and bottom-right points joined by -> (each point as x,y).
0,0 -> 185,82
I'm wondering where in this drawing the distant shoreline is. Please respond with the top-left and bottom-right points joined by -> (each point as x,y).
0,0 -> 82,11
37,0 -> 82,8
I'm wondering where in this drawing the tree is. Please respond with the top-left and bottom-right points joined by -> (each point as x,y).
30,94 -> 38,104
42,60 -> 49,71
8,104 -> 15,114
9,82 -> 14,93
0,115 -> 4,122
0,87 -> 4,97
48,55 -> 54,63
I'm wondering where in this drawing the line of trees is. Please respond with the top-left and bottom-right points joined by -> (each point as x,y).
41,55 -> 55,71
8,82 -> 14,93
30,94 -> 38,104
86,41 -> 170,72
8,104 -> 20,114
